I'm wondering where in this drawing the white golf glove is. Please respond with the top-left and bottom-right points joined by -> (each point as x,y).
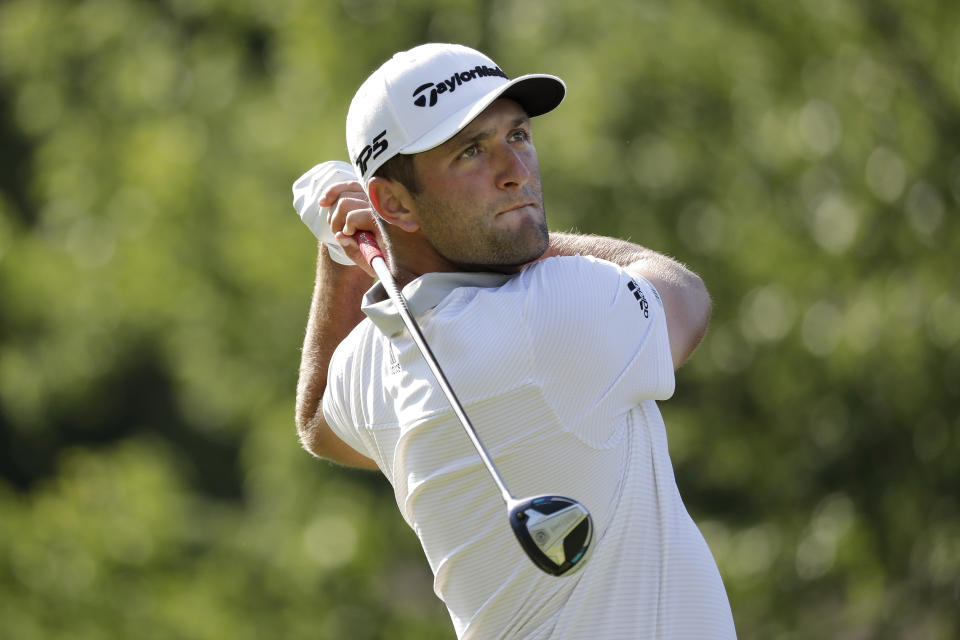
291,160 -> 358,265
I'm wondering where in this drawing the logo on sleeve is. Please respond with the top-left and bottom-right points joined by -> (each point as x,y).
627,280 -> 649,318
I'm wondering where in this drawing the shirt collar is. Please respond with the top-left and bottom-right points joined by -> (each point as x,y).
362,271 -> 513,336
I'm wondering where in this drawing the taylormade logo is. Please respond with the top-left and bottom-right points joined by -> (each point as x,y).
412,65 -> 509,107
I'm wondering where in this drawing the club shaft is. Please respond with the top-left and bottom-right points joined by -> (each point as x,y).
369,255 -> 515,505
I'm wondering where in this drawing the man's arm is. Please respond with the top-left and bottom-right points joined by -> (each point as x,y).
539,232 -> 711,370
295,244 -> 379,469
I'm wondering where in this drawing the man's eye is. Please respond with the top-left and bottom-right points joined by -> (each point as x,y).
510,130 -> 530,143
460,145 -> 478,159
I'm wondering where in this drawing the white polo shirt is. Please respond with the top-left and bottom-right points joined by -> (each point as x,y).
324,256 -> 736,639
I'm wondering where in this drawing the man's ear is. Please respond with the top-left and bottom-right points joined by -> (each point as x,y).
368,177 -> 421,233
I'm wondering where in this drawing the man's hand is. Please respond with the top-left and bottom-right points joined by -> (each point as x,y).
291,161 -> 357,265
318,180 -> 381,279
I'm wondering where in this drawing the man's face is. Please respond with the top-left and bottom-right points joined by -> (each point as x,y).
409,99 -> 549,271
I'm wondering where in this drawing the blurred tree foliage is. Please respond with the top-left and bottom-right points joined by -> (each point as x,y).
0,0 -> 957,637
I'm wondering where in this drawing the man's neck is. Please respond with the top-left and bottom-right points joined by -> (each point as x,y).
384,234 -> 462,289
384,232 -> 534,290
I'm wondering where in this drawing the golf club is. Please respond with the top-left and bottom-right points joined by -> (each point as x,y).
355,231 -> 593,577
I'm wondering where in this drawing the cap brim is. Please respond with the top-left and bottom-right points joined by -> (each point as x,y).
400,74 -> 565,155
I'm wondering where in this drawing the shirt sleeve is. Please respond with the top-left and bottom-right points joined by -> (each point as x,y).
522,256 -> 675,423
321,333 -> 373,457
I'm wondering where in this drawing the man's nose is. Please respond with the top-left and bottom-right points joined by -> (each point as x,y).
496,147 -> 531,190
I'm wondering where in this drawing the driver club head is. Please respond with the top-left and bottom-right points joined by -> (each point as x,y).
508,495 -> 593,576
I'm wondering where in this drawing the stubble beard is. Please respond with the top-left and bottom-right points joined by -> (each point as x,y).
415,187 -> 550,272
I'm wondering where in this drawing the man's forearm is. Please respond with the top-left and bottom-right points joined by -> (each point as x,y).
543,231 -> 654,267
296,244 -> 376,466
543,232 -> 688,285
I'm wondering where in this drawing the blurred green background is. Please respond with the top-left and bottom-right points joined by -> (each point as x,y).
1,0 -> 958,637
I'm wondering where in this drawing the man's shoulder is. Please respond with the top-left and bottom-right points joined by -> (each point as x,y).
525,253 -> 622,276
515,254 -> 625,292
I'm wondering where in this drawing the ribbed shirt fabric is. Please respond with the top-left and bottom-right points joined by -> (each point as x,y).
324,256 -> 737,639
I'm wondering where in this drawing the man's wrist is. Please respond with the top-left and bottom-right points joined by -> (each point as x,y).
319,243 -> 374,288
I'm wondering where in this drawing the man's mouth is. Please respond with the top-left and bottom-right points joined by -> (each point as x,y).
498,202 -> 536,215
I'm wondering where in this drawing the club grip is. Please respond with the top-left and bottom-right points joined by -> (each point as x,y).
356,231 -> 384,266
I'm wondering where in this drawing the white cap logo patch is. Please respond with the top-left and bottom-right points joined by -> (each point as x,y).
411,64 -> 509,108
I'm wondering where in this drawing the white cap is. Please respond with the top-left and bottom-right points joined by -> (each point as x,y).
346,43 -> 565,191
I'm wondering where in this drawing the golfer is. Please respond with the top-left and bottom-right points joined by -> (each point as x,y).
294,43 -> 737,639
